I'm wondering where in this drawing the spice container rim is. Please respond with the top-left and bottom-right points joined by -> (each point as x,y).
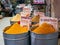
31,31 -> 58,35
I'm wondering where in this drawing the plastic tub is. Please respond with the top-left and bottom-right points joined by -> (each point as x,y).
31,32 -> 58,45
3,27 -> 29,45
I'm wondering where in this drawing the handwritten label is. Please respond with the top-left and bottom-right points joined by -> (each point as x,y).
23,7 -> 31,12
20,17 -> 31,30
39,17 -> 58,30
21,12 -> 30,17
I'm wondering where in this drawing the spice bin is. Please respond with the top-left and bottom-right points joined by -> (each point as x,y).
3,23 -> 29,45
3,28 -> 29,45
31,32 -> 58,45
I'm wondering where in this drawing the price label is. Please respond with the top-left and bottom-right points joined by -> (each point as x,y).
23,7 -> 31,12
39,17 -> 58,30
21,12 -> 30,17
20,17 -> 31,30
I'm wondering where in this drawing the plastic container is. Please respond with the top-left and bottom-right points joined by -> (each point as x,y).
3,27 -> 29,45
31,32 -> 58,45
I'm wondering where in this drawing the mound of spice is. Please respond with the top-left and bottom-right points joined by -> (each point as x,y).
11,14 -> 21,21
4,23 -> 28,34
32,23 -> 56,34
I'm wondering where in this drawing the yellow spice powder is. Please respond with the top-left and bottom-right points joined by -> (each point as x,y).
4,23 -> 28,34
32,23 -> 56,34
11,14 -> 21,21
